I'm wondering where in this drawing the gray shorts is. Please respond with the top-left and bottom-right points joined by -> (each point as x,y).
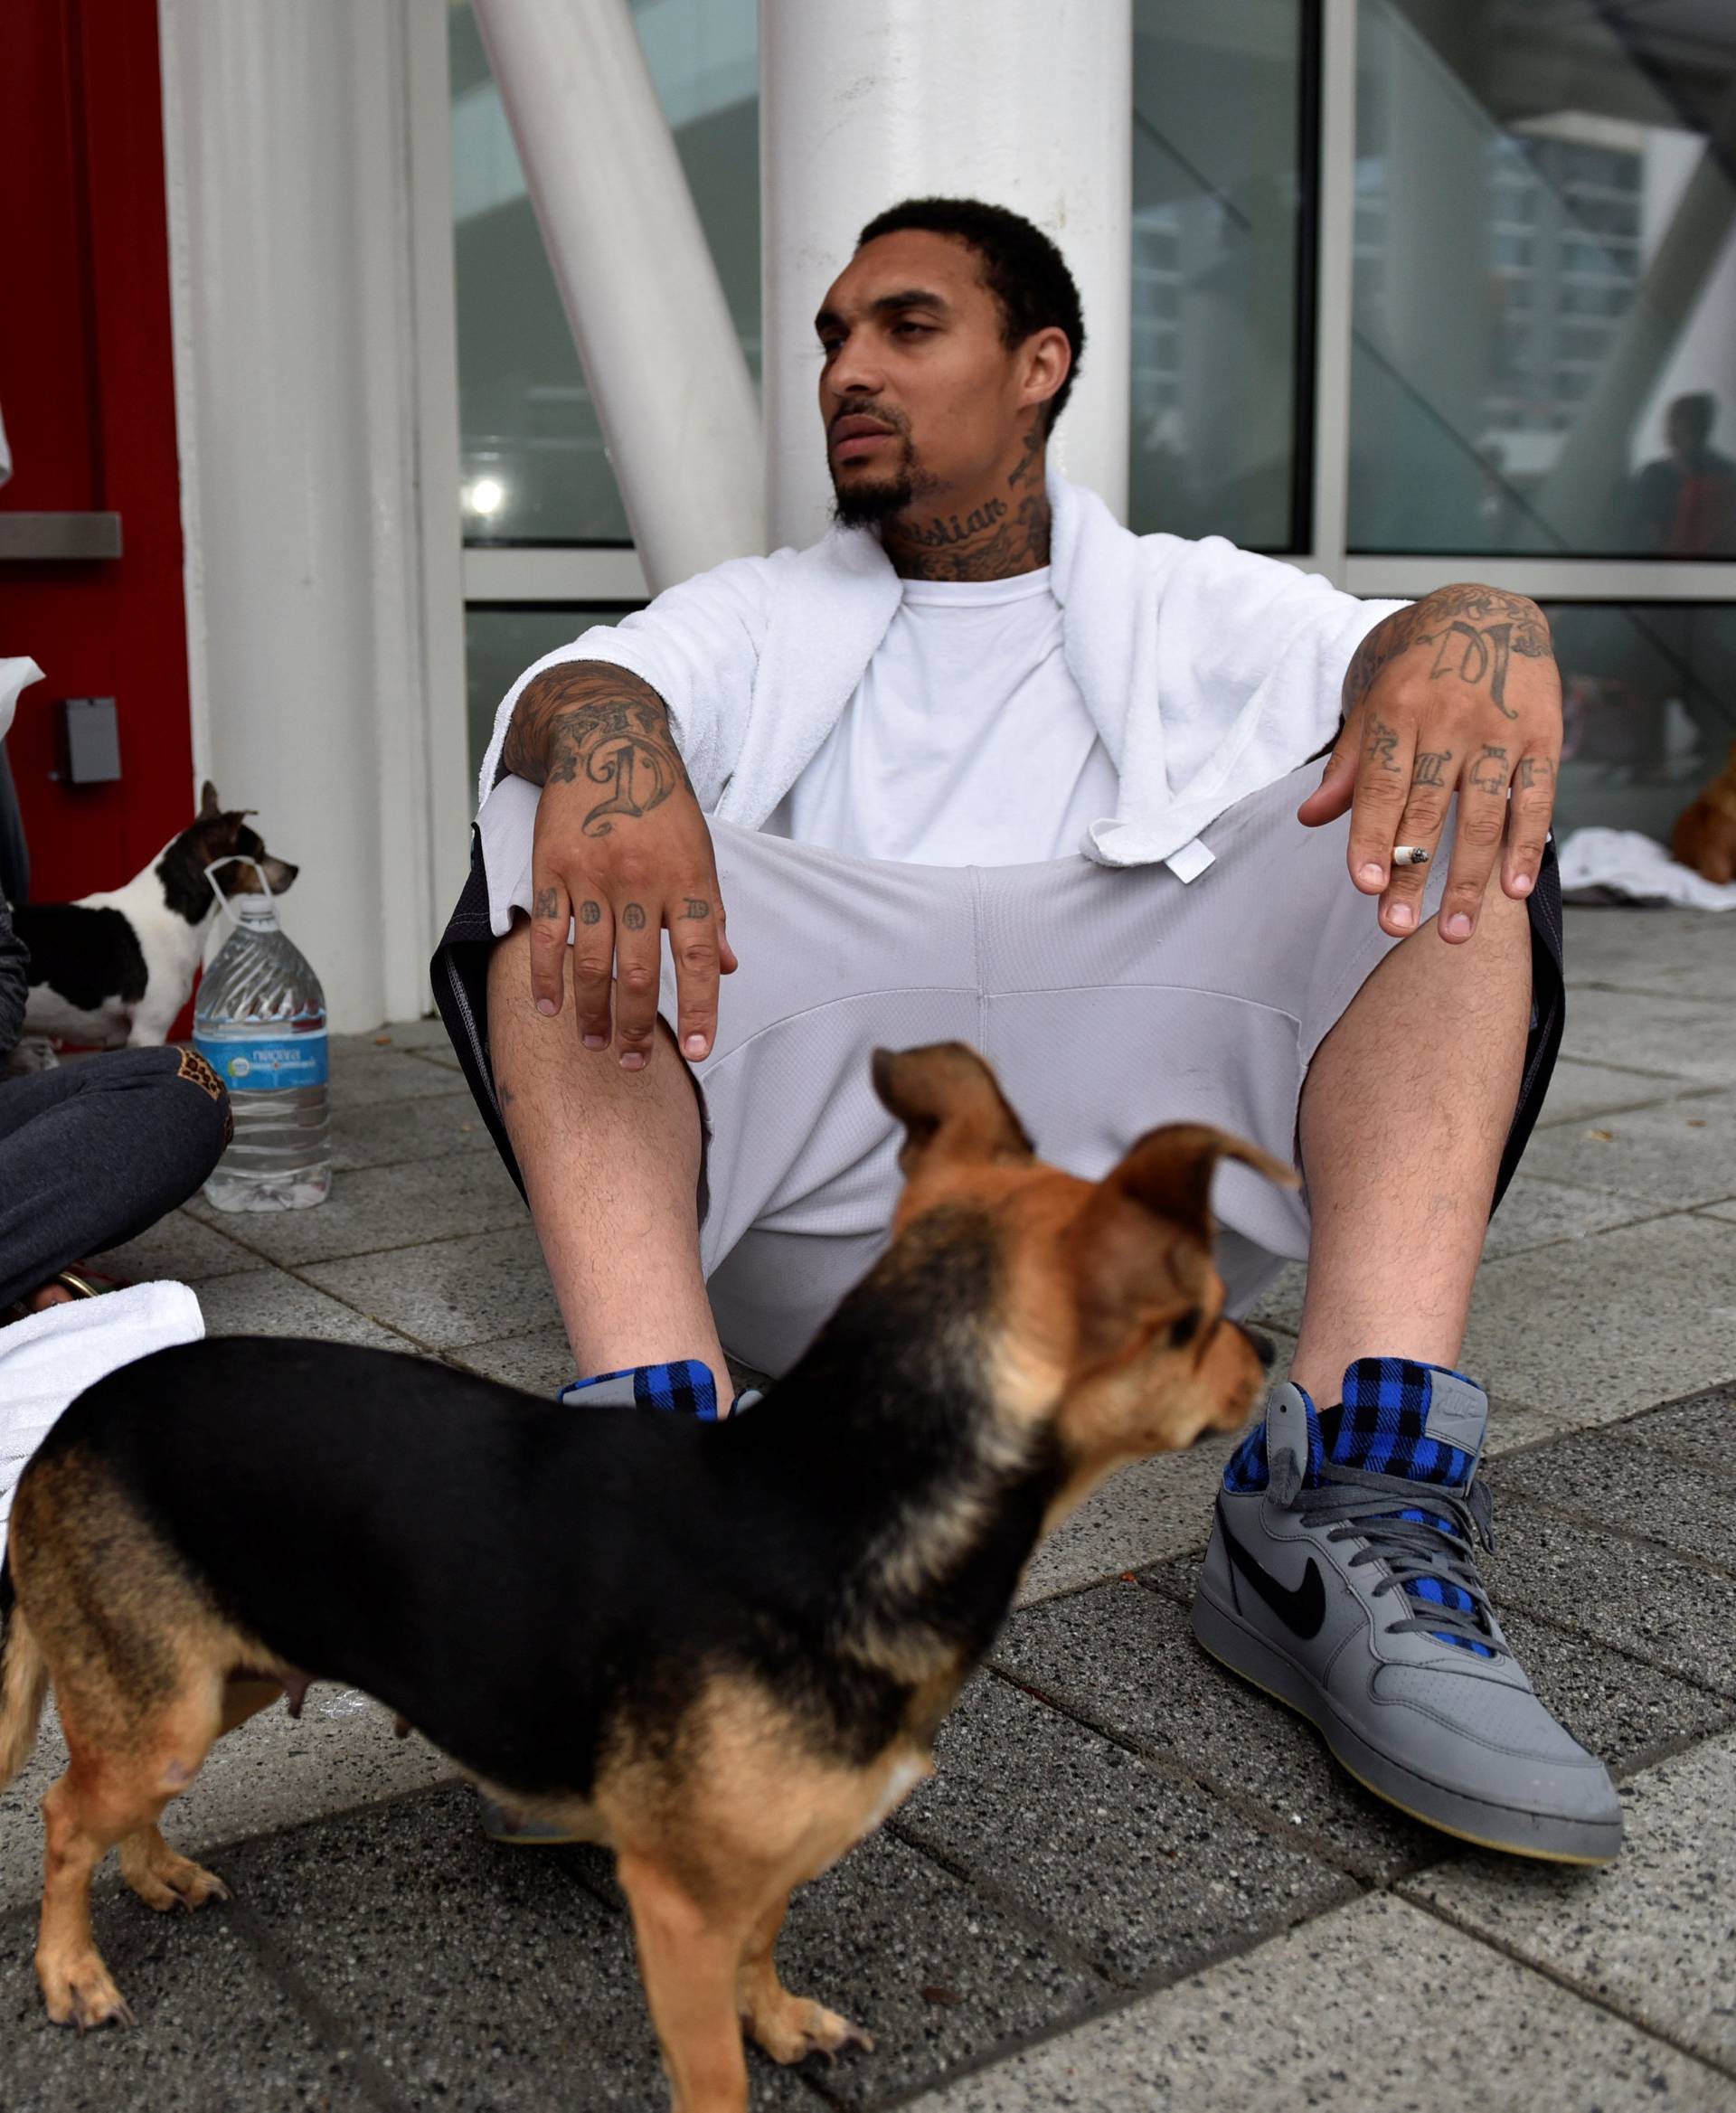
439,765 -> 1562,1378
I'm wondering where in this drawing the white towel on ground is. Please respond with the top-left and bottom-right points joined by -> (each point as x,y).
0,1282 -> 205,1553
1556,826 -> 1736,910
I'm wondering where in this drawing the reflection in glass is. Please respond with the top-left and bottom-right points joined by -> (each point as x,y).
465,604 -> 644,782
1351,0 -> 1736,556
449,0 -> 760,544
1548,601 -> 1736,843
1130,0 -> 1307,550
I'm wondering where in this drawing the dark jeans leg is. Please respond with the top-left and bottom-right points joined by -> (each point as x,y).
0,1047 -> 231,1309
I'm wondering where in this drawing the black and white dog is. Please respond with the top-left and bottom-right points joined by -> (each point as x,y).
12,784 -> 297,1049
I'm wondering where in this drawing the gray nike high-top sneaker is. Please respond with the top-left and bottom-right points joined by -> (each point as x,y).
1192,1357 -> 1621,1863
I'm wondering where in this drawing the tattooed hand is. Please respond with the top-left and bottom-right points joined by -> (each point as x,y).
500,662 -> 736,1068
1297,585 -> 1561,944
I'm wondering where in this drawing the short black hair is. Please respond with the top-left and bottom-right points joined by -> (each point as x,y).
855,197 -> 1085,433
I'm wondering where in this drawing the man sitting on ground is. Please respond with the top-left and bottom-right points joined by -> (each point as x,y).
436,198 -> 1618,1863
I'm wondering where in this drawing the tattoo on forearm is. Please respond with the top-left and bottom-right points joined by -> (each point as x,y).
1344,588 -> 1552,721
1413,749 -> 1453,788
621,902 -> 646,930
579,900 -> 601,925
1470,744 -> 1509,796
1367,717 -> 1402,773
533,887 -> 559,919
499,662 -> 696,836
1517,757 -> 1554,792
679,898 -> 711,920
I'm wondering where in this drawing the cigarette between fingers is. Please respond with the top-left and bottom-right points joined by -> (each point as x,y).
1392,845 -> 1430,867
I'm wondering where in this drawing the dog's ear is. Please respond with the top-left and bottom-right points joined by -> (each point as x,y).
872,1043 -> 1034,1175
1070,1125 -> 1297,1365
198,781 -> 222,820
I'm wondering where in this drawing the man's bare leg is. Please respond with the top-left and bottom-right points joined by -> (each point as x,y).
487,920 -> 731,1390
1288,881 -> 1531,1402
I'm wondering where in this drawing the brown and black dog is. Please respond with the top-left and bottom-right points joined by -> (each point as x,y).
1673,736 -> 1736,884
0,1042 -> 1291,2113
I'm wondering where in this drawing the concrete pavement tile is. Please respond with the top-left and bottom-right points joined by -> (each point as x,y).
1407,1731 -> 1736,2073
368,1015 -> 448,1049
328,1090 -> 493,1172
895,1674 -> 1352,1986
90,1208 -> 264,1285
446,1325 -> 573,1395
901,1891 -> 1732,2112
1492,1429 -> 1736,1572
1475,1495 -> 1736,1699
1625,1384 -> 1735,1480
218,1785 -> 679,2108
0,1888 -> 375,2113
1019,1429 -> 1245,1605
191,1267 -> 422,1351
1248,1260 -> 1307,1333
299,1225 -> 560,1349
1457,1214 -> 1736,1421
1481,1173 -> 1666,1256
1564,904 -> 1736,1005
1560,989 -> 1736,1086
1535,1055 -> 1705,1127
185,1150 -> 526,1267
1516,1090 -> 1736,1209
1137,1556 -> 1731,1779
0,1695 -> 456,1915
404,1043 -> 463,1072
993,1581 -> 1437,1878
326,1036 -> 471,1107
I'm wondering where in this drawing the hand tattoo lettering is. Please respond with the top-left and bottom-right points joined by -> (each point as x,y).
498,665 -> 697,831
1517,757 -> 1554,792
621,903 -> 646,931
1367,717 -> 1402,773
579,900 -> 602,925
1413,749 -> 1453,788
1344,587 -> 1552,722
679,898 -> 711,920
1470,744 -> 1509,796
533,887 -> 559,919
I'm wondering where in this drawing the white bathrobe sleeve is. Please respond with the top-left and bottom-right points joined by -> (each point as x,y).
474,555 -> 776,815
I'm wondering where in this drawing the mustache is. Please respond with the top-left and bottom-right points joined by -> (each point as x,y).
830,399 -> 911,439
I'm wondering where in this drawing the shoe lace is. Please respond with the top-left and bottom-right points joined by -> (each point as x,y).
1272,1448 -> 1503,1655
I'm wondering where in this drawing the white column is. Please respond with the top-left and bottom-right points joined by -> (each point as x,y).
159,0 -> 465,1033
472,0 -> 765,590
760,0 -> 1133,554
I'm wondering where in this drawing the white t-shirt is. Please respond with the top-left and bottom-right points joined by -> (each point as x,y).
762,569 -> 1118,866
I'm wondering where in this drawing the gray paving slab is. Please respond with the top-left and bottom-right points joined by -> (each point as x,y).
185,1149 -> 526,1268
444,1325 -> 573,1395
1563,903 -> 1736,1005
1458,1213 -> 1736,1422
298,1225 -> 561,1349
993,1580 -> 1438,1878
1408,1731 -> 1736,2076
0,1885 -> 376,2113
403,1042 -> 463,1073
1483,1172 -> 1666,1257
1625,1383 -> 1736,1480
326,1036 -> 473,1108
901,1891 -> 1733,2113
1475,1492 -> 1736,1700
894,1673 -> 1352,1986
328,1089 -> 493,1172
1517,1090 -> 1736,1210
192,1266 -> 423,1351
367,1015 -> 448,1050
1020,1427 -> 1247,1605
89,1206 -> 265,1285
1137,1552 -> 1726,1787
1560,989 -> 1736,1087
0,1693 -> 457,1915
1534,1055 -> 1707,1127
1492,1425 -> 1736,1574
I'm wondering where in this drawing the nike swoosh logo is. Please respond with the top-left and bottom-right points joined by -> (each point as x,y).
1217,1500 -> 1326,1640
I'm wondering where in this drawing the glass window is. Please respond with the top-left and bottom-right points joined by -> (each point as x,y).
465,604 -> 645,782
1130,0 -> 1311,551
1349,0 -> 1736,556
1550,602 -> 1736,843
448,0 -> 760,545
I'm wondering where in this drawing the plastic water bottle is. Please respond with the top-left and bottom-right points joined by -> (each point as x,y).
193,859 -> 331,1211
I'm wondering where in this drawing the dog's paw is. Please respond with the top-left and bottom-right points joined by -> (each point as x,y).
39,1951 -> 135,2033
123,1844 -> 231,1914
745,1995 -> 873,2066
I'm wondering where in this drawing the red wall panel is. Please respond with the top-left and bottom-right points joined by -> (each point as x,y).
0,0 -> 195,906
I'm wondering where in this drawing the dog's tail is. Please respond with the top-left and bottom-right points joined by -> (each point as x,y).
0,1559 -> 49,1787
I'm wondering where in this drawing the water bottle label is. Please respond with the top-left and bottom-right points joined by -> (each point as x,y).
193,1032 -> 329,1090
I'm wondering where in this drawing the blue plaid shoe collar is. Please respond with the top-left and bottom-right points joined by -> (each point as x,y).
1321,1358 -> 1488,1491
558,1359 -> 723,1420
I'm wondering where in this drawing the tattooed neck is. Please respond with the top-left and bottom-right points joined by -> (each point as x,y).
882,423 -> 1052,581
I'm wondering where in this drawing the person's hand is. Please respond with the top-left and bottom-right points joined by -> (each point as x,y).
1297,587 -> 1561,943
505,666 -> 737,1068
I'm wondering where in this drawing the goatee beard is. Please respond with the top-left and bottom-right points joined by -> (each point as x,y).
832,472 -> 916,528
